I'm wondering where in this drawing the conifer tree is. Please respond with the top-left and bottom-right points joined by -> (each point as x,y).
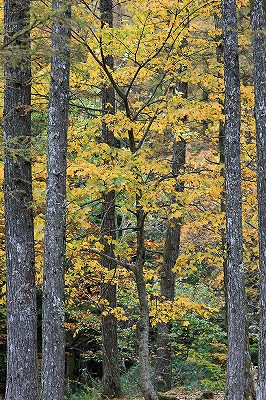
222,0 -> 246,398
42,0 -> 70,398
215,11 -> 255,399
252,1 -> 266,399
3,0 -> 38,398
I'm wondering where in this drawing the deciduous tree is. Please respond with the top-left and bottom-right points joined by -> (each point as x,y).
155,99 -> 186,391
100,0 -> 123,397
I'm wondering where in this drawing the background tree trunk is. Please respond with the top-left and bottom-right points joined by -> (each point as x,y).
155,75 -> 187,393
101,188 -> 123,398
244,330 -> 256,400
3,0 -> 38,398
135,204 -> 158,400
42,1 -> 70,399
155,137 -> 186,392
222,1 -> 246,399
252,1 -> 266,399
100,0 -> 123,397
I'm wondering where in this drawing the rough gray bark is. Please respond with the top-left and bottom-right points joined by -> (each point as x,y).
214,12 -> 255,400
99,0 -> 123,397
222,1 -> 246,399
155,137 -> 186,392
42,1 -> 70,399
3,0 -> 38,398
252,1 -> 266,399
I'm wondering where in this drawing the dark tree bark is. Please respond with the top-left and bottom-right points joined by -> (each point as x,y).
3,0 -> 38,398
42,1 -> 70,399
135,204 -> 159,400
244,330 -> 256,400
155,137 -> 186,392
99,0 -> 123,397
100,194 -> 122,399
222,1 -> 246,399
155,77 -> 187,393
101,187 -> 122,398
252,1 -> 266,399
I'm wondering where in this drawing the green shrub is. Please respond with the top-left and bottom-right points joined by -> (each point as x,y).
120,364 -> 142,397
172,351 -> 225,391
64,381 -> 101,400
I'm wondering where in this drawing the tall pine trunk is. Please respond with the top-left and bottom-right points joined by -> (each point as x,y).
3,0 -> 38,398
215,12 -> 255,399
100,0 -> 123,397
42,1 -> 70,398
252,1 -> 266,399
222,1 -> 246,399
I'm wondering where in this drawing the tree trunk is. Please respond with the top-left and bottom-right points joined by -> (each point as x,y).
155,138 -> 186,392
252,1 -> 266,399
42,1 -> 70,399
222,1 -> 246,399
100,0 -> 123,397
214,12 -> 256,400
155,76 -> 187,393
101,191 -> 123,398
244,330 -> 256,400
3,0 -> 38,398
135,205 -> 158,400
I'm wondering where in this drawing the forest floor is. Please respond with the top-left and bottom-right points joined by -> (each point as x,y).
155,389 -> 224,400
170,391 -> 223,400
